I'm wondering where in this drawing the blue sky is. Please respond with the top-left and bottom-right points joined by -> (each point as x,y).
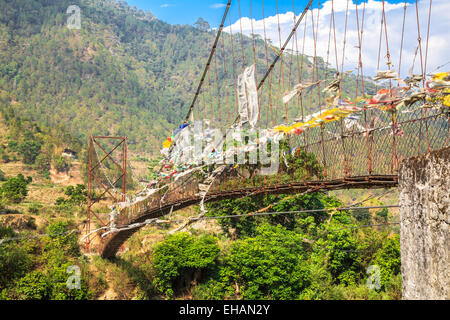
126,0 -> 414,27
124,0 -> 447,75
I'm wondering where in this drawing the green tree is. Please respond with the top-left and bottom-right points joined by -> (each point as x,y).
34,153 -> 51,173
152,233 -> 220,298
18,140 -> 41,164
323,227 -> 361,286
373,235 -> 401,289
64,185 -> 87,206
0,174 -> 32,203
224,224 -> 311,299
55,184 -> 87,207
194,17 -> 210,31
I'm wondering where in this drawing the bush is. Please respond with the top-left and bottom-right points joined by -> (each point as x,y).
192,277 -> 234,300
18,140 -> 41,164
225,224 -> 311,299
7,141 -> 18,152
64,185 -> 87,206
0,169 -> 6,181
373,235 -> 401,289
323,228 -> 362,286
28,203 -> 43,214
16,271 -> 51,300
52,155 -> 70,173
54,185 -> 87,207
152,233 -> 220,298
0,174 -> 32,203
42,170 -> 50,179
34,154 -> 51,173
0,243 -> 32,289
46,221 -> 80,256
47,263 -> 91,300
0,226 -> 16,239
1,153 -> 10,163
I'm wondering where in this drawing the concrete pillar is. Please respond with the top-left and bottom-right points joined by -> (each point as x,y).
399,147 -> 449,300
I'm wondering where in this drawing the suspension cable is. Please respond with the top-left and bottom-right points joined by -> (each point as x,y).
184,0 -> 231,123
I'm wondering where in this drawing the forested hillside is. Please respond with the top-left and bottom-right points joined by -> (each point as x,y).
0,0 -> 219,152
0,0 -> 374,154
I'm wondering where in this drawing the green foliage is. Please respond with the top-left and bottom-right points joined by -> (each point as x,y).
323,228 -> 361,286
0,242 -> 32,289
0,0 -> 375,154
152,233 -> 220,298
46,221 -> 80,257
194,18 -> 210,31
0,226 -> 15,238
52,155 -> 70,173
7,141 -> 18,152
0,106 -> 83,176
18,139 -> 41,164
225,224 -> 311,299
55,184 -> 87,207
16,271 -> 51,300
207,192 -> 338,238
0,168 -> 5,181
34,153 -> 51,173
279,142 -> 324,180
373,235 -> 401,289
0,152 -> 9,163
0,222 -> 91,300
192,277 -> 235,300
375,208 -> 389,223
65,184 -> 87,206
0,173 -> 32,203
28,202 -> 43,214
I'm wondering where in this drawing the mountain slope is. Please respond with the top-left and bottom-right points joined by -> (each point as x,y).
0,0 -> 373,154
0,0 -> 217,153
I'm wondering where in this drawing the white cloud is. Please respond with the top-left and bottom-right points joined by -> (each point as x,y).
224,0 -> 450,77
160,3 -> 174,8
210,3 -> 227,9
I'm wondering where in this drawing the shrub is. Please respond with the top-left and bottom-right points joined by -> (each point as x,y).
54,185 -> 87,207
28,203 -> 42,214
64,185 -> 87,206
18,140 -> 41,164
1,153 -> 10,163
47,263 -> 91,300
225,224 -> 311,299
7,141 -> 18,152
323,228 -> 361,286
0,226 -> 15,238
0,242 -> 32,289
34,154 -> 51,173
0,174 -> 32,203
52,155 -> 70,173
16,271 -> 51,300
152,233 -> 220,298
373,235 -> 401,289
46,221 -> 80,256
192,277 -> 234,300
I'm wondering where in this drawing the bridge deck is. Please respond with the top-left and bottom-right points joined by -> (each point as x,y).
99,175 -> 397,258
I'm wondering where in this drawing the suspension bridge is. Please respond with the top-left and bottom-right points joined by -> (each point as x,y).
84,0 -> 449,258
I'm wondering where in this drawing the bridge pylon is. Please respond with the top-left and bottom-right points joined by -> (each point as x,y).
86,136 -> 127,252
